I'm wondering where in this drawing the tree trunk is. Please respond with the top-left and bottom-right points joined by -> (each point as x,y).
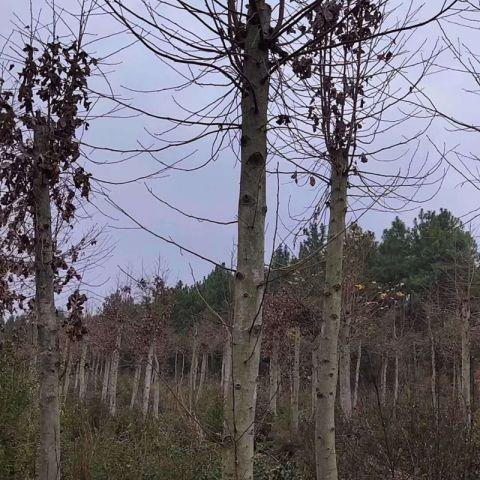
196,351 -> 208,406
221,348 -> 225,391
413,343 -> 418,385
189,329 -> 199,411
93,353 -> 100,393
130,358 -> 141,410
180,352 -> 185,389
62,346 -> 72,403
222,4 -> 271,479
338,318 -> 352,418
311,346 -> 318,418
174,349 -> 179,385
393,352 -> 399,407
353,342 -> 361,410
152,355 -> 160,419
291,326 -> 301,434
427,316 -> 438,422
98,355 -> 103,389
269,341 -> 279,417
393,310 -> 399,408
34,124 -> 61,480
222,334 -> 232,410
108,330 -> 121,416
74,361 -> 80,391
78,339 -> 88,402
89,353 -> 96,392
315,151 -> 348,480
142,342 -> 155,418
101,356 -> 110,403
453,358 -> 457,401
380,355 -> 388,406
461,299 -> 471,424
85,353 -> 90,389
31,315 -> 39,373
457,362 -> 463,402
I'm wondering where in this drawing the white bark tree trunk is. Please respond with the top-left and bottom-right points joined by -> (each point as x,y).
79,339 -> 88,402
269,341 -> 279,417
291,326 -> 301,434
380,355 -> 388,406
461,299 -> 471,424
101,356 -> 110,404
89,353 -> 96,392
179,352 -> 185,389
108,330 -> 121,416
174,349 -> 179,386
34,124 -> 61,480
93,352 -> 100,393
196,351 -> 208,406
413,343 -> 418,385
130,358 -> 141,410
338,318 -> 352,418
315,151 -> 348,480
452,358 -> 457,401
98,355 -> 103,389
62,341 -> 72,402
353,342 -> 361,410
222,5 -> 271,479
189,330 -> 199,411
222,335 -> 232,411
311,347 -> 318,418
152,355 -> 160,419
427,316 -> 438,422
74,361 -> 80,391
392,310 -> 399,409
457,362 -> 463,402
221,349 -> 225,391
142,342 -> 155,418
31,315 -> 39,373
393,352 -> 399,407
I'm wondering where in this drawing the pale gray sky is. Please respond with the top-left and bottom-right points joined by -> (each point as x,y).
2,0 -> 479,306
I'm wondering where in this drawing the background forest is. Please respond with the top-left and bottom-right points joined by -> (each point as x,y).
3,210 -> 480,479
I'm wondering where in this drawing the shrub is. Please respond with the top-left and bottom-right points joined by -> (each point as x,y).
0,341 -> 37,480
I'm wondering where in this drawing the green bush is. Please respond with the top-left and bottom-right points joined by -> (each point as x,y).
0,342 -> 37,480
61,403 -> 221,480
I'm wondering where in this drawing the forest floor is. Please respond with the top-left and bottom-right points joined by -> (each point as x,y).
2,349 -> 480,480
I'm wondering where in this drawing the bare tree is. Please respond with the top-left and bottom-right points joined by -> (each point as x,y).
0,5 -> 100,475
95,1 -> 461,478
278,1 -> 456,477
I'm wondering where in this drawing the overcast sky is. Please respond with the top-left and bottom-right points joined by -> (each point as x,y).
2,0 -> 480,307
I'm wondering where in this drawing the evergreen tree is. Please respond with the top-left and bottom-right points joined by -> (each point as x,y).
370,217 -> 412,289
201,264 -> 232,315
299,222 -> 327,261
410,209 -> 476,291
268,245 -> 292,292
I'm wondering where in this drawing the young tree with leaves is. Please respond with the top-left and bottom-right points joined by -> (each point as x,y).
0,14 -> 96,477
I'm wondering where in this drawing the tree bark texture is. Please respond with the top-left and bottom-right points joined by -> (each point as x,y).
338,317 -> 352,418
34,124 -> 61,480
78,339 -> 88,402
315,151 -> 348,480
291,326 -> 301,433
143,342 -> 155,418
130,359 -> 142,410
461,299 -> 472,424
222,3 -> 271,479
353,342 -> 361,410
108,330 -> 121,416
